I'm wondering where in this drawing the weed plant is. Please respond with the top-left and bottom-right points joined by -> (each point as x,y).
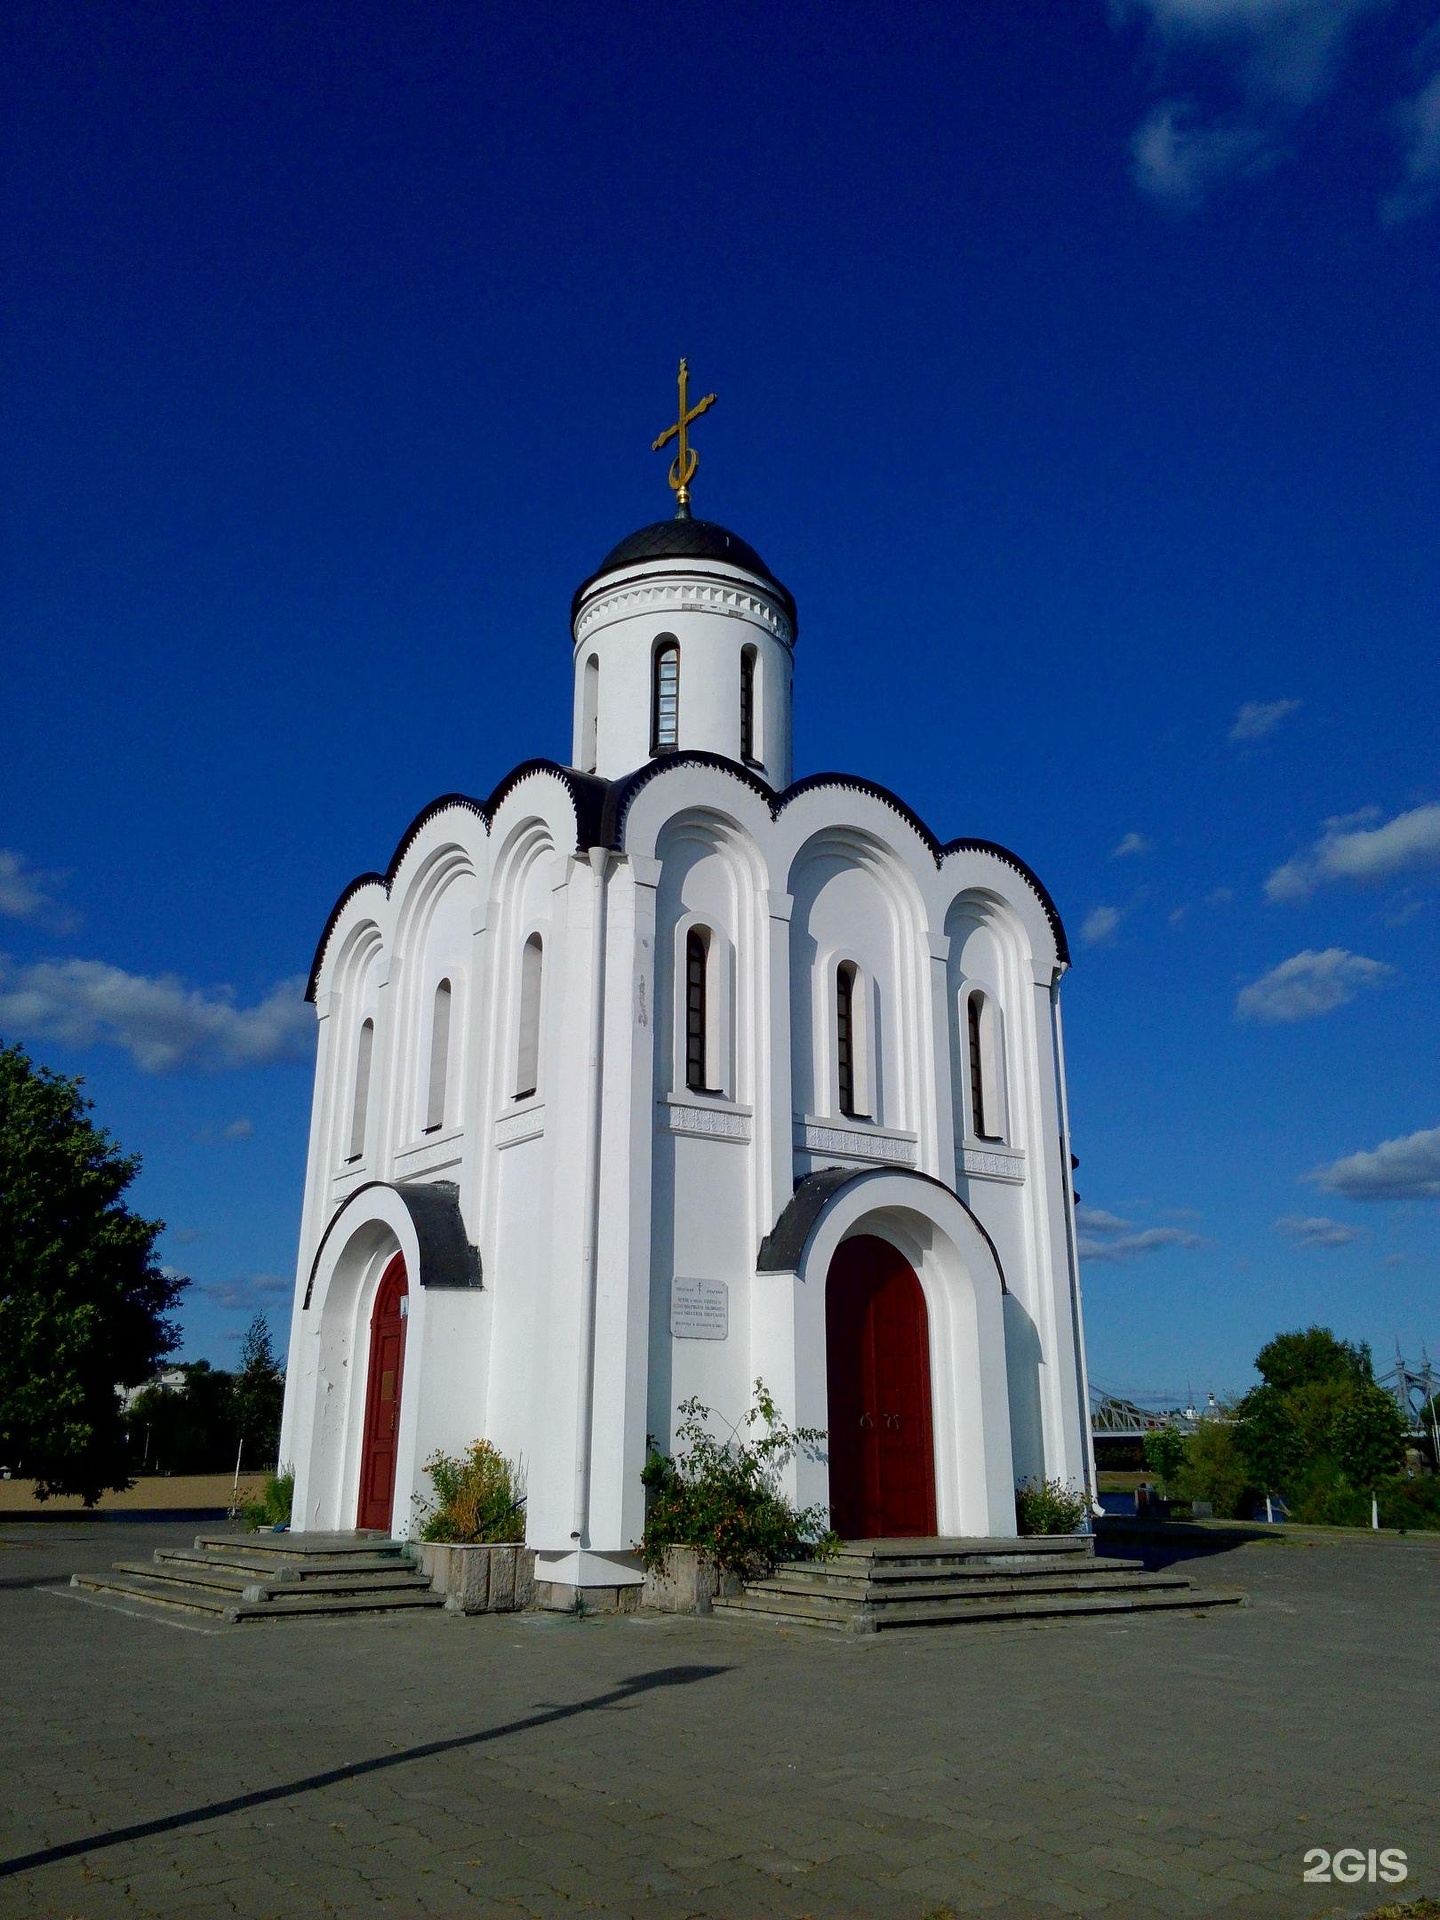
417,1439 -> 526,1543
638,1380 -> 832,1579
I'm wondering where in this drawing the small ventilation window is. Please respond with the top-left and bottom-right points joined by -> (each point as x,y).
347,1018 -> 374,1162
685,927 -> 709,1092
740,646 -> 758,764
423,979 -> 452,1132
515,935 -> 543,1099
580,655 -> 599,773
836,962 -> 858,1118
967,990 -> 1005,1141
652,639 -> 679,754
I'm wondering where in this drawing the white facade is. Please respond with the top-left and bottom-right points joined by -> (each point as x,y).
279,512 -> 1095,1594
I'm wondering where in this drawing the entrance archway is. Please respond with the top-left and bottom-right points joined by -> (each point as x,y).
825,1234 -> 937,1538
357,1252 -> 408,1532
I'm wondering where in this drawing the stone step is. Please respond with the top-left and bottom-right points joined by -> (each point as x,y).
819,1537 -> 1097,1574
71,1569 -> 445,1623
713,1582 -> 1244,1632
772,1552 -> 1146,1591
192,1529 -> 397,1557
110,1559 -> 431,1600
156,1545 -> 416,1581
749,1568 -> 1194,1605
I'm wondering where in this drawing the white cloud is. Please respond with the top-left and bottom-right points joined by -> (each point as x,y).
1079,1225 -> 1205,1263
1082,905 -> 1122,946
1206,886 -> 1236,907
1131,103 -> 1280,207
1076,1204 -> 1134,1233
1229,697 -> 1301,742
0,956 -> 313,1074
1236,947 -> 1392,1022
1266,802 -> 1440,901
1276,1213 -> 1363,1247
224,1116 -> 254,1140
196,1274 -> 292,1312
1076,1201 -> 1203,1262
1382,67 -> 1440,224
1308,1124 -> 1440,1201
0,849 -> 79,932
1113,832 -> 1153,858
1115,1 -> 1387,206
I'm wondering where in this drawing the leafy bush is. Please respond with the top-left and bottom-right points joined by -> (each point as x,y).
240,1467 -> 293,1531
1377,1472 -> 1440,1531
1015,1477 -> 1087,1535
1142,1426 -> 1188,1493
638,1381 -> 829,1579
417,1440 -> 526,1543
1174,1418 -> 1256,1520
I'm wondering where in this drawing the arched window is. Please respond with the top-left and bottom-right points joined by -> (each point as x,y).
685,927 -> 709,1092
967,990 -> 1005,1141
580,655 -> 599,773
423,978 -> 452,1132
836,962 -> 858,1118
347,1017 -> 374,1161
514,934 -> 543,1099
651,638 -> 679,754
740,646 -> 758,763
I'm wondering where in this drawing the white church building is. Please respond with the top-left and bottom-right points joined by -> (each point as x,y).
279,375 -> 1096,1602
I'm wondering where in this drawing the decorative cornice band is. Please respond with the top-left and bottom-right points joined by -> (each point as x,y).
495,1105 -> 546,1149
796,1120 -> 918,1168
659,1098 -> 752,1142
575,576 -> 794,647
961,1145 -> 1026,1184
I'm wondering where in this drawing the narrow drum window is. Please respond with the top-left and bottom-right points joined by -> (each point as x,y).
968,991 -> 1003,1141
515,935 -> 543,1099
740,646 -> 757,763
580,655 -> 599,773
424,978 -> 452,1132
652,639 -> 679,753
348,1018 -> 374,1161
836,963 -> 857,1118
685,928 -> 708,1092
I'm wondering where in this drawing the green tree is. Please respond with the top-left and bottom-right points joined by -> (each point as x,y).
1143,1426 -> 1189,1492
1253,1327 -> 1372,1394
126,1362 -> 236,1474
1174,1417 -> 1254,1520
232,1313 -> 284,1469
0,1043 -> 186,1502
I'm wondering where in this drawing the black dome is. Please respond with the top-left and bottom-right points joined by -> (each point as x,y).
572,517 -> 796,631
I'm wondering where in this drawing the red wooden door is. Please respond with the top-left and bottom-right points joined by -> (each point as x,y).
825,1235 -> 937,1539
357,1253 -> 408,1533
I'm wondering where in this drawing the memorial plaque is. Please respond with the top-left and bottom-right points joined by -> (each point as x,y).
670,1275 -> 728,1341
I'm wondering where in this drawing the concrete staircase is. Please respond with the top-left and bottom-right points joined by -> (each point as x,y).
71,1530 -> 446,1624
712,1534 -> 1244,1632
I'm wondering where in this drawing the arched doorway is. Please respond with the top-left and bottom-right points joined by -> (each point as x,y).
357,1252 -> 408,1532
825,1234 -> 937,1538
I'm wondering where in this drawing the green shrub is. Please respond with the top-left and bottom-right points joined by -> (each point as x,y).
1377,1472 -> 1440,1531
1143,1427 -> 1188,1493
417,1440 -> 525,1543
638,1381 -> 829,1579
1174,1418 -> 1255,1520
1015,1477 -> 1086,1535
240,1467 -> 293,1531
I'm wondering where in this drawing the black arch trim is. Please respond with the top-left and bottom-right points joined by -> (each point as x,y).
302,1178 -> 481,1310
307,754 -> 1068,1003
604,753 -> 1069,962
305,760 -> 610,1001
755,1166 -> 1008,1293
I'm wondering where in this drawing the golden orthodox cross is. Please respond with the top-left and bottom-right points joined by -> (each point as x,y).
651,358 -> 717,517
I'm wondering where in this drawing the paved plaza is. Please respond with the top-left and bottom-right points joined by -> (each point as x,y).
0,1520 -> 1434,1920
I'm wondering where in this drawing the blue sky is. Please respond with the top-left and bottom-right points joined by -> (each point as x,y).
3,0 -> 1437,1399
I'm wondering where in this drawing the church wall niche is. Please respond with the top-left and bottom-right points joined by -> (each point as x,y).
481,821 -> 561,1482
389,846 -> 477,1151
647,813 -> 762,1454
788,831 -> 925,1146
328,922 -> 385,1178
